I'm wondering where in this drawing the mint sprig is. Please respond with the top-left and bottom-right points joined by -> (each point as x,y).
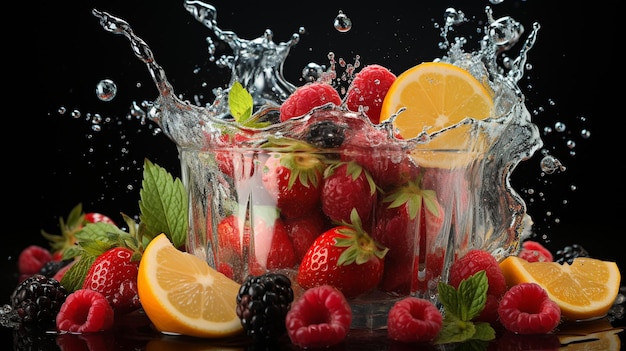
435,270 -> 496,345
60,159 -> 188,292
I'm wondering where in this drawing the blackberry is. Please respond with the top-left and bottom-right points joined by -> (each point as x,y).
38,259 -> 72,278
554,244 -> 589,265
236,272 -> 294,342
304,120 -> 346,149
10,274 -> 68,330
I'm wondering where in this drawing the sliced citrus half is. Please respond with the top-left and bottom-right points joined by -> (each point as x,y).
499,256 -> 621,321
380,61 -> 494,168
137,233 -> 244,338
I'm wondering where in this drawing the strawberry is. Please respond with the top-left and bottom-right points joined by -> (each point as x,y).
261,137 -> 326,219
216,214 -> 251,259
345,64 -> 396,124
321,160 -> 377,225
372,177 -> 443,294
42,203 -> 116,261
283,210 -> 327,261
82,247 -> 141,315
340,129 -> 419,189
279,82 -> 342,122
248,206 -> 298,275
297,209 -> 388,298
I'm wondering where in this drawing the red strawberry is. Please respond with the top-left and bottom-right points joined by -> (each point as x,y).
340,129 -> 419,188
250,208 -> 297,274
283,211 -> 327,261
214,133 -> 255,179
216,214 -> 251,258
321,161 -> 377,224
279,82 -> 342,122
372,178 -> 443,294
261,138 -> 326,218
518,240 -> 553,262
82,247 -> 141,314
84,212 -> 116,225
345,64 -> 396,124
297,209 -> 388,298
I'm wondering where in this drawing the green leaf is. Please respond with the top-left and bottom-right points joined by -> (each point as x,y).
60,253 -> 97,292
138,159 -> 188,248
229,81 -> 253,122
458,270 -> 489,321
435,315 -> 477,344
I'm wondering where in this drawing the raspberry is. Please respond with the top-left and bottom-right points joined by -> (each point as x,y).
279,82 -> 341,122
497,282 -> 561,334
387,297 -> 442,343
345,64 -> 396,124
475,293 -> 500,325
285,285 -> 352,348
18,245 -> 52,276
56,289 -> 114,333
448,249 -> 507,297
236,273 -> 294,342
518,240 -> 553,262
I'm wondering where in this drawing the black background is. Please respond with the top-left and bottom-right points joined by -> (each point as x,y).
4,0 -> 624,346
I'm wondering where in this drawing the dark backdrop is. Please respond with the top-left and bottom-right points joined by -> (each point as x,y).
4,0 -> 623,342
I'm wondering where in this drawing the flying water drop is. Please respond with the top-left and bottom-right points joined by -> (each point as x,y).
334,11 -> 352,32
96,79 -> 118,101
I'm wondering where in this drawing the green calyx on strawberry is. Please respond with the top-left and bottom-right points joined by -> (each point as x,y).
297,209 -> 388,298
383,174 -> 439,221
261,136 -> 327,218
41,203 -> 115,260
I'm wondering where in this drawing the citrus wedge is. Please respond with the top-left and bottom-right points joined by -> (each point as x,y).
137,233 -> 244,338
499,256 -> 621,321
380,61 -> 494,168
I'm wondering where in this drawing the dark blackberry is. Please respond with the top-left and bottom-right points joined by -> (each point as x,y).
10,274 -> 68,330
304,120 -> 346,149
236,272 -> 294,342
38,259 -> 72,278
554,244 -> 589,265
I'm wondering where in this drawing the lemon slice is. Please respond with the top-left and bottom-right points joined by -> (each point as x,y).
137,233 -> 244,338
499,256 -> 621,321
380,61 -> 494,168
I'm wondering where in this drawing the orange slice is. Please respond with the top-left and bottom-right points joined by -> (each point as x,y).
499,256 -> 621,321
137,233 -> 244,338
380,61 -> 494,168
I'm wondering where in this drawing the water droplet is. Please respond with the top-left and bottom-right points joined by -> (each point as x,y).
566,140 -> 575,149
554,122 -> 566,132
489,0 -> 505,4
334,11 -> 352,32
58,106 -> 67,115
302,62 -> 324,82
580,129 -> 591,139
71,110 -> 81,119
96,79 -> 118,102
540,155 -> 566,174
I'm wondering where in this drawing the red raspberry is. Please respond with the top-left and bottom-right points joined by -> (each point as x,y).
448,249 -> 507,297
387,297 -> 442,343
18,245 -> 52,276
285,285 -> 352,348
56,289 -> 115,333
345,64 -> 396,124
497,282 -> 561,334
279,82 -> 341,122
518,240 -> 554,262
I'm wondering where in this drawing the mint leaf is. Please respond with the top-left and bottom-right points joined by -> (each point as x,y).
228,81 -> 270,128
457,270 -> 488,321
436,270 -> 495,344
138,159 -> 188,248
